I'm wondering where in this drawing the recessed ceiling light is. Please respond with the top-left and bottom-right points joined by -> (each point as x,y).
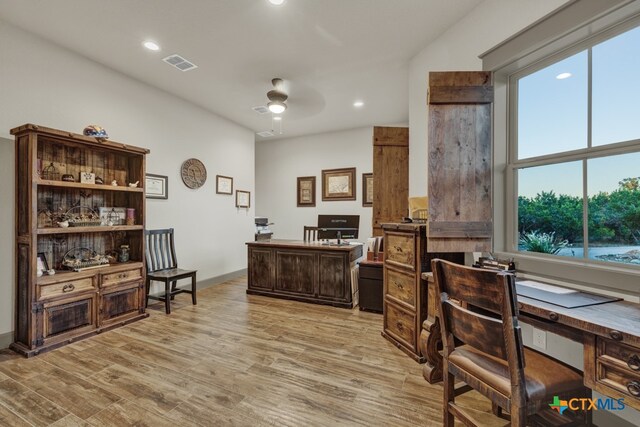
556,72 -> 572,80
268,0 -> 285,5
353,101 -> 364,108
273,116 -> 282,121
143,41 -> 160,51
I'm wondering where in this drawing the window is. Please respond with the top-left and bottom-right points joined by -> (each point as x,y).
512,25 -> 640,267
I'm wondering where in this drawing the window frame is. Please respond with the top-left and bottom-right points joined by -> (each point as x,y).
489,5 -> 640,296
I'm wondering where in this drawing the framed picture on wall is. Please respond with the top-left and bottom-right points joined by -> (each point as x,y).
322,167 -> 356,201
236,190 -> 251,208
216,175 -> 233,195
362,173 -> 373,207
297,176 -> 316,207
145,173 -> 168,199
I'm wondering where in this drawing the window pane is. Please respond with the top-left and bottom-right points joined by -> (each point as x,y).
587,152 -> 640,264
517,52 -> 588,159
592,26 -> 640,146
518,162 -> 582,257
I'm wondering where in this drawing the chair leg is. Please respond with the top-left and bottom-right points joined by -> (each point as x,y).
510,404 -> 526,427
191,273 -> 197,305
443,363 -> 455,427
145,278 -> 151,308
491,403 -> 503,418
164,280 -> 171,314
170,280 -> 177,300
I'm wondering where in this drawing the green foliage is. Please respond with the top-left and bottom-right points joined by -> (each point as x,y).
519,177 -> 640,246
519,231 -> 568,254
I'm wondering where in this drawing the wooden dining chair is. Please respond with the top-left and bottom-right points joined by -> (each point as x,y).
432,259 -> 591,427
144,228 -> 197,314
303,226 -> 318,242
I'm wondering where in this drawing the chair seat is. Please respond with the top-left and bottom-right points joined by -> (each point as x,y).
449,345 -> 584,401
148,268 -> 197,280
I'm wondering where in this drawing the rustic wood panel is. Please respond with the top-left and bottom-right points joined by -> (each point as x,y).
372,126 -> 408,237
101,284 -> 142,323
43,296 -> 95,338
275,251 -> 316,296
386,268 -> 416,308
384,300 -> 417,350
428,71 -> 493,252
249,248 -> 274,290
317,254 -> 346,300
385,231 -> 416,271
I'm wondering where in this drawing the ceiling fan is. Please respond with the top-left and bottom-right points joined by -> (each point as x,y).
266,78 -> 288,114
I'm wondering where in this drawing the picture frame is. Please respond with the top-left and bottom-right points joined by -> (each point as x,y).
99,207 -> 126,225
79,171 -> 95,184
297,176 -> 316,207
322,167 -> 356,201
236,190 -> 251,208
36,253 -> 49,274
145,173 -> 168,199
362,173 -> 373,207
216,175 -> 234,195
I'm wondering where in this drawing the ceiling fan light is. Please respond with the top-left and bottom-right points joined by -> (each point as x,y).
268,101 -> 287,114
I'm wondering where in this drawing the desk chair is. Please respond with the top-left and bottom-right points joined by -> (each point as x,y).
144,228 -> 197,314
303,226 -> 318,242
432,259 -> 591,427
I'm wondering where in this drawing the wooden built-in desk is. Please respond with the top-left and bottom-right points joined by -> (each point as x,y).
420,272 -> 640,411
246,240 -> 362,308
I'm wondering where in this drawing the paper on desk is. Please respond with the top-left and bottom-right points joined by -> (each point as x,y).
518,280 -> 577,294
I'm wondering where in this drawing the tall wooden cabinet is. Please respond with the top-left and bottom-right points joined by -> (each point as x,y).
381,223 -> 463,362
11,124 -> 149,357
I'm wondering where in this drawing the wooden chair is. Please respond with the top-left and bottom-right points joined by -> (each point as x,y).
144,228 -> 197,314
432,259 -> 591,427
303,226 -> 318,241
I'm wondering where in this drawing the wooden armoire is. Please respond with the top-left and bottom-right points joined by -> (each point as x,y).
11,124 -> 149,357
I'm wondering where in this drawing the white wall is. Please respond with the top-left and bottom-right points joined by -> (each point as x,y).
0,21 -> 255,337
408,0 -> 569,196
255,127 -> 374,244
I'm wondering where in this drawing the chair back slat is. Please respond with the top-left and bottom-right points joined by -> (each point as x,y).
443,301 -> 507,360
144,228 -> 178,272
433,259 -> 524,373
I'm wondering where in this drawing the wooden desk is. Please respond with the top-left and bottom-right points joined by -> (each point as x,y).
246,240 -> 362,308
419,272 -> 640,411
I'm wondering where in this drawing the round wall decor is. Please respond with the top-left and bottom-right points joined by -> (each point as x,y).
180,158 -> 207,189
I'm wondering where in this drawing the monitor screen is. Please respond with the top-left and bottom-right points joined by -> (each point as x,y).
317,215 -> 360,240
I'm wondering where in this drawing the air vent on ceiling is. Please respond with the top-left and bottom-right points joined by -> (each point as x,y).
162,54 -> 198,72
252,106 -> 270,115
256,131 -> 274,138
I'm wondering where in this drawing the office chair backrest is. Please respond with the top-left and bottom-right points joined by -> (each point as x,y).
432,259 -> 525,393
303,226 -> 318,242
144,228 -> 178,272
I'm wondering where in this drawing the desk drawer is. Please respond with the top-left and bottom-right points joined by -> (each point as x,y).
359,264 -> 383,280
386,268 -> 415,308
38,277 -> 95,301
102,267 -> 143,287
384,300 -> 416,350
596,362 -> 640,403
386,233 -> 415,270
598,338 -> 640,374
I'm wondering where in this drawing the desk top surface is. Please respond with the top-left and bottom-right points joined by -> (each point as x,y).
422,272 -> 640,347
247,239 -> 363,252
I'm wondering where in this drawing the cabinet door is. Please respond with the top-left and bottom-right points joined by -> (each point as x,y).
248,248 -> 274,290
428,71 -> 493,252
42,294 -> 96,343
100,283 -> 144,326
318,253 -> 348,301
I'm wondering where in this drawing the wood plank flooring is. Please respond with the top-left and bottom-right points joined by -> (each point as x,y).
0,276 -> 503,426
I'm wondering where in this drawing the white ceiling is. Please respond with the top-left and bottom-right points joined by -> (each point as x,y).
0,0 -> 482,140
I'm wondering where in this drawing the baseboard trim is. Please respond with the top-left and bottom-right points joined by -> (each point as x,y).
198,268 -> 247,290
0,331 -> 13,350
1,268 -> 248,350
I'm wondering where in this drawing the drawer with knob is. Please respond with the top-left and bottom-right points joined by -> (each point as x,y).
101,267 -> 143,288
385,232 -> 416,271
596,361 -> 640,401
598,337 -> 640,374
384,299 -> 416,351
38,277 -> 95,301
386,267 -> 416,308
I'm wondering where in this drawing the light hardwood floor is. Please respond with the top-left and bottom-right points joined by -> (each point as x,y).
0,276 -> 503,426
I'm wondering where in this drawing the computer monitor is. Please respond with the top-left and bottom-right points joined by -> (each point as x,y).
317,215 -> 359,240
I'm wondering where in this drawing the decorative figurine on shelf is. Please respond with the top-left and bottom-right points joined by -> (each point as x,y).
118,245 -> 130,263
126,208 -> 135,225
95,176 -> 104,185
57,220 -> 69,228
61,174 -> 75,182
83,125 -> 109,142
47,269 -> 56,276
111,180 -> 118,186
128,181 -> 139,188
